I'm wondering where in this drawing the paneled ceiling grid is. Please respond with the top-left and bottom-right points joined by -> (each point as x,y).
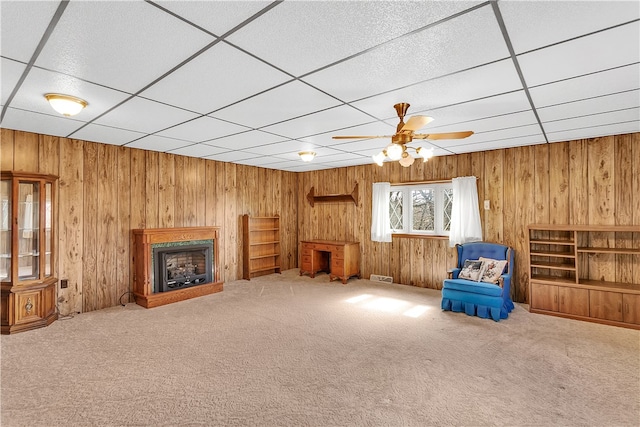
1,0 -> 638,171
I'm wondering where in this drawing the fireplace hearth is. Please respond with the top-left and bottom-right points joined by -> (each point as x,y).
132,227 -> 223,308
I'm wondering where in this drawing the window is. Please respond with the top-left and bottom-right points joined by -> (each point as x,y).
389,182 -> 453,236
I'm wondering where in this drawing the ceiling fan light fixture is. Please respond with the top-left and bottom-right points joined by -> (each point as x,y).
372,151 -> 385,166
416,146 -> 434,162
298,151 -> 316,162
44,93 -> 87,116
386,143 -> 403,161
399,152 -> 415,168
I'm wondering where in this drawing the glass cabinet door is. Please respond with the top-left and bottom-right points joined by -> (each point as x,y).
45,182 -> 52,277
0,179 -> 10,282
18,181 -> 39,281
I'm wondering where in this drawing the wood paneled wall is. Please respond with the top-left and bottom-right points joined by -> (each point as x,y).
297,134 -> 640,304
2,128 -> 637,312
0,129 -> 299,315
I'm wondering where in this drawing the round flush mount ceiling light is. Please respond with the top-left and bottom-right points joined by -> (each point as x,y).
298,151 -> 316,162
44,93 -> 88,116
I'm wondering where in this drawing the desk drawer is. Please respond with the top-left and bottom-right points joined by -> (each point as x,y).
310,243 -> 332,252
302,255 -> 312,264
331,257 -> 344,270
301,261 -> 312,271
301,247 -> 312,256
331,247 -> 345,259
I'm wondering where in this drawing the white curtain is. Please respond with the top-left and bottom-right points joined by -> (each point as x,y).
449,176 -> 482,247
371,182 -> 392,242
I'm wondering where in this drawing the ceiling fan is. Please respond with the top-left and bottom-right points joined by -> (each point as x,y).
332,103 -> 473,167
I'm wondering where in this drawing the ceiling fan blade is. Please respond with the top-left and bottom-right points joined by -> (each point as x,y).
400,115 -> 433,133
331,135 -> 391,140
413,131 -> 474,140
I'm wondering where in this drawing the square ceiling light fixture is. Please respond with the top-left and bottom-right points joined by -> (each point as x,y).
44,93 -> 88,116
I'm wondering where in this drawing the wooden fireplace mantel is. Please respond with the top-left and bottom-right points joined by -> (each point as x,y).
131,227 -> 223,308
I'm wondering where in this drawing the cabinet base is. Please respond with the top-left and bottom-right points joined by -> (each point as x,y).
1,311 -> 58,335
530,308 -> 640,330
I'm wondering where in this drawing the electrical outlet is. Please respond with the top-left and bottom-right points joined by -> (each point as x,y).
60,279 -> 68,289
484,200 -> 490,210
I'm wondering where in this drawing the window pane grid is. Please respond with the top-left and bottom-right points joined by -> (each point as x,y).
443,189 -> 453,231
389,191 -> 403,230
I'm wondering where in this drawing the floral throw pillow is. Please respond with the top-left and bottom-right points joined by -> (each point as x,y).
479,257 -> 508,284
458,259 -> 485,281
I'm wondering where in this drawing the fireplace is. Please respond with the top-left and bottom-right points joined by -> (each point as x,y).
132,227 -> 223,308
153,241 -> 213,293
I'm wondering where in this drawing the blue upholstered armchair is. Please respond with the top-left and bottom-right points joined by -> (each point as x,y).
441,242 -> 515,321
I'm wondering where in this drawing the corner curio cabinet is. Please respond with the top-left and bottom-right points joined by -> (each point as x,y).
1,171 -> 58,334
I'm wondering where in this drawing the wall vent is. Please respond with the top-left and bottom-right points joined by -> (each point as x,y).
370,274 -> 393,284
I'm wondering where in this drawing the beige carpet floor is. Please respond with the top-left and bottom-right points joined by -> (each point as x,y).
1,269 -> 639,426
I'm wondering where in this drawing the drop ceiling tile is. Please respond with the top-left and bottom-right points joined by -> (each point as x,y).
156,116 -> 249,143
546,121 -> 640,143
93,97 -> 199,135
330,138 -> 386,154
303,5 -> 507,102
537,90 -> 640,123
1,58 -> 25,105
126,135 -> 190,152
205,150 -> 259,163
449,135 -> 545,154
1,108 -> 85,138
500,0 -> 640,54
168,143 -> 228,158
425,91 -> 532,128
227,1 -> 483,76
529,63 -> 640,108
233,156 -> 287,167
154,1 -> 271,36
301,121 -> 396,147
313,152 -> 367,163
211,81 -> 340,129
284,163 -> 334,172
140,43 -> 291,114
9,66 -> 130,122
242,141 -> 304,156
264,157 -> 314,169
317,157 -> 374,168
0,1 -> 60,62
351,59 -> 524,119
204,130 -> 286,150
446,124 -> 543,147
35,1 -> 214,93
262,105 -> 375,139
518,21 -> 640,87
542,108 -> 640,133
428,110 -> 538,134
71,124 -> 145,146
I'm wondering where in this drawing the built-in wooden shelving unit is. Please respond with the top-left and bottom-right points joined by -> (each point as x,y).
242,215 -> 281,280
527,224 -> 640,329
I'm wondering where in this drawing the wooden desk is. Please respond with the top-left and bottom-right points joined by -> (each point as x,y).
300,240 -> 360,284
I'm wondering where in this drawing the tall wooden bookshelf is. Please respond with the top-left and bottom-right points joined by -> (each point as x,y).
527,224 -> 640,329
242,215 -> 281,280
